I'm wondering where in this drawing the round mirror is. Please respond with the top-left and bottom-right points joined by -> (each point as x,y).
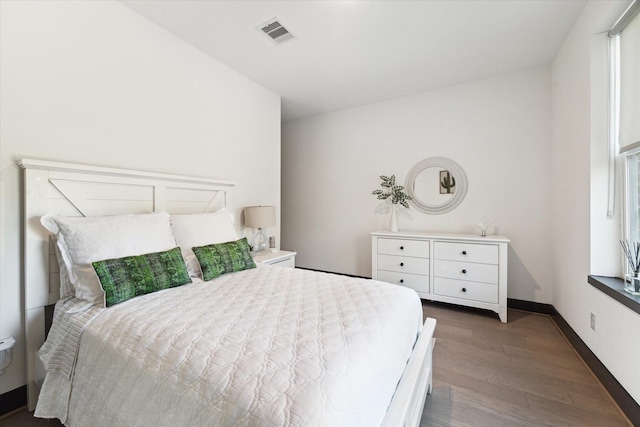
405,157 -> 467,214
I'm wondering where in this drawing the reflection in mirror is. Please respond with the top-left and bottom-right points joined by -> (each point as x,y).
413,167 -> 454,206
405,157 -> 467,215
439,170 -> 456,194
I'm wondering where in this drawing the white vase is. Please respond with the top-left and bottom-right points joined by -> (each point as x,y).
390,204 -> 399,232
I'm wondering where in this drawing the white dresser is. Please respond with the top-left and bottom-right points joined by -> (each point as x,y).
372,231 -> 509,322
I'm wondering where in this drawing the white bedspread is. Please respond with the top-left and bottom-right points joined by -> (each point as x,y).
36,265 -> 423,426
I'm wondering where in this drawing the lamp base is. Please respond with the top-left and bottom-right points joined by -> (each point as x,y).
251,228 -> 269,253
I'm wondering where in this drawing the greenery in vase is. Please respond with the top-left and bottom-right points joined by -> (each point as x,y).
372,175 -> 412,208
620,239 -> 640,276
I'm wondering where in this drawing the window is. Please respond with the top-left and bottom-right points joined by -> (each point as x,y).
613,2 -> 640,273
626,152 -> 640,244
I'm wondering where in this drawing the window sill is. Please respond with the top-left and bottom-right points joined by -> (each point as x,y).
588,275 -> 640,315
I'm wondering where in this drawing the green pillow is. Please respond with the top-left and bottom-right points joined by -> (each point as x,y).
92,247 -> 191,307
192,238 -> 256,281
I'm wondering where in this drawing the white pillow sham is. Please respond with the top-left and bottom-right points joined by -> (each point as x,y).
49,234 -> 74,299
41,212 -> 176,307
170,210 -> 239,277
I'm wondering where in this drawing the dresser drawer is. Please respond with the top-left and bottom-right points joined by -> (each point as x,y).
377,238 -> 429,258
376,270 -> 429,294
433,277 -> 498,304
433,260 -> 498,284
378,254 -> 430,275
434,241 -> 498,264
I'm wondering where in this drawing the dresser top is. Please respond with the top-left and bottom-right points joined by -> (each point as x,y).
371,230 -> 510,243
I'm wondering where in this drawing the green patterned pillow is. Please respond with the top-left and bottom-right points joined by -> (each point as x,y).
92,247 -> 191,307
192,237 -> 256,281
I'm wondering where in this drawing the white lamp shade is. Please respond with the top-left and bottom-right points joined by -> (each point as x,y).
244,206 -> 276,228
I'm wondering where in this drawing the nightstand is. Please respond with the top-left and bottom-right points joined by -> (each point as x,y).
253,250 -> 297,268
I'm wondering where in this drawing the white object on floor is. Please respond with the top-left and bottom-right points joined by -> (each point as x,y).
0,336 -> 16,374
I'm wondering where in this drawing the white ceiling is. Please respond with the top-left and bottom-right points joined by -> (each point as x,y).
119,0 -> 587,121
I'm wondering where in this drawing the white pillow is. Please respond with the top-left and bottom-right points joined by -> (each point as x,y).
50,235 -> 74,299
41,212 -> 176,307
170,210 -> 239,277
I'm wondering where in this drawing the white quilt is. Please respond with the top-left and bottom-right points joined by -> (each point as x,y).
36,265 -> 423,426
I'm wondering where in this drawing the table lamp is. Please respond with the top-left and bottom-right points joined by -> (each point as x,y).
244,206 -> 276,253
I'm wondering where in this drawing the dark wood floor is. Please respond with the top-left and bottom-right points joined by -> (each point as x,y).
421,302 -> 631,426
1,302 -> 630,426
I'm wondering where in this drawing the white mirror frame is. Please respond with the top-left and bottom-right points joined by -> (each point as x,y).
405,157 -> 468,215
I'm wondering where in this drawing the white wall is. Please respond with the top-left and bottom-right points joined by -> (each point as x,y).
0,1 -> 280,395
282,67 -> 553,303
551,0 -> 640,404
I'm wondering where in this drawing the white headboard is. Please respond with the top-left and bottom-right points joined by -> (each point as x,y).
20,159 -> 235,410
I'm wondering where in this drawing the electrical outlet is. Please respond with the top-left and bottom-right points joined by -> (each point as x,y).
590,313 -> 596,331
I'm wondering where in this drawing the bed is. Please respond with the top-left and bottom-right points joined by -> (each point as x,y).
20,159 -> 436,427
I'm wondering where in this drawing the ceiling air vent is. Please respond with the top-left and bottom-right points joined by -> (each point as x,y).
258,19 -> 294,45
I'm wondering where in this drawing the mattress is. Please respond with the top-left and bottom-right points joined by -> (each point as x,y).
36,264 -> 423,426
